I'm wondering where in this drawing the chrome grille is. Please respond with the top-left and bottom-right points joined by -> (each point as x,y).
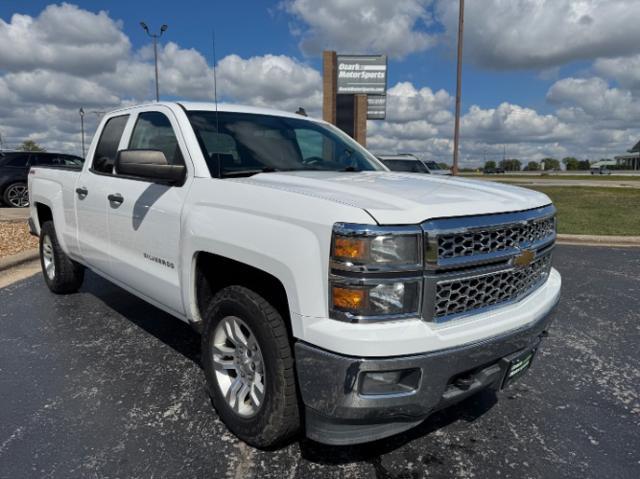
434,253 -> 552,319
421,205 -> 557,323
438,216 -> 555,260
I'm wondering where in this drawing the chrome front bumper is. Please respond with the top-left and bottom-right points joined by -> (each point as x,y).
296,298 -> 558,445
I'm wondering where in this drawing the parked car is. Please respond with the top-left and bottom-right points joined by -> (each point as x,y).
484,167 -> 506,174
378,154 -> 452,175
28,102 -> 560,447
590,166 -> 612,175
0,151 -> 84,207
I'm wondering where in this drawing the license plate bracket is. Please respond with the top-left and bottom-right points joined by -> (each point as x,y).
501,348 -> 536,389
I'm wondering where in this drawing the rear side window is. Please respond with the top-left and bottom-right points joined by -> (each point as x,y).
3,154 -> 30,167
128,112 -> 184,165
92,115 -> 129,174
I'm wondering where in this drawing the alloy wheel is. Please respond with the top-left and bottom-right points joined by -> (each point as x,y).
6,184 -> 29,207
42,235 -> 55,280
211,316 -> 266,417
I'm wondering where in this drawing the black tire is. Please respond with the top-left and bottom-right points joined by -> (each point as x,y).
39,220 -> 84,294
202,286 -> 300,448
3,182 -> 29,208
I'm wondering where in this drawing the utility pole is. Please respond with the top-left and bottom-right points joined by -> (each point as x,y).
140,22 -> 168,102
79,107 -> 85,158
452,0 -> 465,176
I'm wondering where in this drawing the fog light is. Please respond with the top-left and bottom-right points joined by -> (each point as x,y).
359,368 -> 421,396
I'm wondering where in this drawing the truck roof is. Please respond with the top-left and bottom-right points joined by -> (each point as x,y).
107,101 -> 320,122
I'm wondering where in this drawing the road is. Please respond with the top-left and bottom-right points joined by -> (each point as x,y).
1,246 -> 639,478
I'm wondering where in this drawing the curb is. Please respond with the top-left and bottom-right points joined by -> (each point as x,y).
556,234 -> 640,248
0,249 -> 39,272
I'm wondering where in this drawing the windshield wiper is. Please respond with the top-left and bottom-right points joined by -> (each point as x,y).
221,167 -> 281,178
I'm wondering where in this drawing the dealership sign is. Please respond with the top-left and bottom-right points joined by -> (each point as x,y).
337,55 -> 387,119
367,95 -> 386,120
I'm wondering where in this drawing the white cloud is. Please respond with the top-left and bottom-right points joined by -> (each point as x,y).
283,0 -> 437,59
436,0 -> 640,70
547,76 -> 640,124
217,54 -> 322,113
594,54 -> 640,91
0,3 -> 130,75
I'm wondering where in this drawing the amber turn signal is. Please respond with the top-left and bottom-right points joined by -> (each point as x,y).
333,237 -> 367,260
332,286 -> 366,310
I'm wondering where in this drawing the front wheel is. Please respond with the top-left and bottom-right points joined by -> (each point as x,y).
39,221 -> 84,294
3,182 -> 29,207
202,286 -> 300,448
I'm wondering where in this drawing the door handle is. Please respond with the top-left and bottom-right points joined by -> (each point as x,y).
107,193 -> 124,205
75,187 -> 88,197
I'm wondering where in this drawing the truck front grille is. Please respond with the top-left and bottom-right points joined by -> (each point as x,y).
437,216 -> 555,260
433,253 -> 552,319
421,205 -> 556,323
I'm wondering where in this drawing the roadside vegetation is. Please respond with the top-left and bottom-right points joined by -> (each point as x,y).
525,186 -> 640,236
462,174 -> 640,181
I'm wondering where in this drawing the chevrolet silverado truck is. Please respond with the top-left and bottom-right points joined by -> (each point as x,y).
28,102 -> 561,447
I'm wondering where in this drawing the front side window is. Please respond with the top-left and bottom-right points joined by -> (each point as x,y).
382,159 -> 427,173
129,112 -> 184,166
187,111 -> 384,178
92,115 -> 129,174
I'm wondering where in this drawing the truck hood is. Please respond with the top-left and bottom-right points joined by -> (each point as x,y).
233,171 -> 551,224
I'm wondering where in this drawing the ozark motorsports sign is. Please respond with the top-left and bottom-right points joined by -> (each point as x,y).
337,54 -> 387,119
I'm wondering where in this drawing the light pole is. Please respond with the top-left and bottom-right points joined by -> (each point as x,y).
452,0 -> 465,176
140,22 -> 168,102
79,107 -> 85,158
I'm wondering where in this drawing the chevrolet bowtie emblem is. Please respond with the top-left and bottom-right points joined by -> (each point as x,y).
512,249 -> 535,268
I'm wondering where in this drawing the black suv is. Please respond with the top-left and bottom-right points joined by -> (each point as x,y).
0,151 -> 84,207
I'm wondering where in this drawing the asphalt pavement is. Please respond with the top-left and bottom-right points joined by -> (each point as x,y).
0,245 -> 638,478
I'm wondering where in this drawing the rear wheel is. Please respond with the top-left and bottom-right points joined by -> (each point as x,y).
3,182 -> 29,208
39,221 -> 84,294
202,286 -> 300,448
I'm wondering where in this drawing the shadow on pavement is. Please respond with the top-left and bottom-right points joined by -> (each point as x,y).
298,390 -> 498,466
81,271 -> 202,366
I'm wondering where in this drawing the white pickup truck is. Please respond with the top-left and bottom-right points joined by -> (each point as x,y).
28,102 -> 561,447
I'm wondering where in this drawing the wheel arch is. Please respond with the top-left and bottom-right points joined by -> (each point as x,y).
191,251 -> 293,340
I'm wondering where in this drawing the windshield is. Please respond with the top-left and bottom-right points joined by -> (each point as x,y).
187,111 -> 385,178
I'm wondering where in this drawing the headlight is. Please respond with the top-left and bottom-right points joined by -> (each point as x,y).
329,223 -> 423,322
331,223 -> 423,272
330,278 -> 422,321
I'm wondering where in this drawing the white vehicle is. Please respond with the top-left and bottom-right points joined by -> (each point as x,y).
28,102 -> 561,447
378,153 -> 452,175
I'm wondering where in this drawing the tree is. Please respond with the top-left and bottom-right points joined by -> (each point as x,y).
562,157 -> 580,171
578,160 -> 591,170
19,140 -> 45,152
484,160 -> 497,170
541,158 -> 560,171
437,162 -> 450,171
526,161 -> 540,171
499,159 -> 522,171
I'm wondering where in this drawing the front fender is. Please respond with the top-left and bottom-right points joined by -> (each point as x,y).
179,179 -> 374,339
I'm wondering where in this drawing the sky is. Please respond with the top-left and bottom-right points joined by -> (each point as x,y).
1,0 -> 640,167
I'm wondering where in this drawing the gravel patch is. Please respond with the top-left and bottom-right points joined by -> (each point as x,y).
0,221 -> 38,258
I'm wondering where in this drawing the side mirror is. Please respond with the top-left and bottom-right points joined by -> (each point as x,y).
115,150 -> 185,184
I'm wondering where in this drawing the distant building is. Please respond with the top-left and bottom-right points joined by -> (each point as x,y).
614,140 -> 640,170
